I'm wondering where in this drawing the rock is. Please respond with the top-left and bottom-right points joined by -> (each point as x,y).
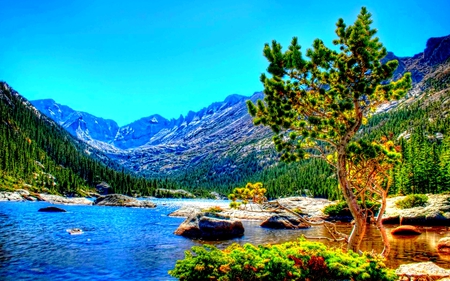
260,214 -> 310,229
0,191 -> 24,201
174,212 -> 244,240
169,206 -> 202,217
391,225 -> 421,235
95,182 -> 111,195
437,237 -> 450,254
66,228 -> 83,235
383,194 -> 450,225
395,262 -> 450,280
154,188 -> 195,198
15,189 -> 30,196
39,194 -> 93,205
94,194 -> 156,208
275,197 -> 331,217
38,206 -> 67,212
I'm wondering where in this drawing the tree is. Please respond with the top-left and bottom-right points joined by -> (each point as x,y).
247,7 -> 412,252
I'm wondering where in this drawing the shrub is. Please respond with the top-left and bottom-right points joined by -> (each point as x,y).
395,194 -> 429,209
323,200 -> 381,216
201,206 -> 224,214
169,239 -> 396,281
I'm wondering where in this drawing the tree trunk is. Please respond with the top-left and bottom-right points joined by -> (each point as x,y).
376,191 -> 391,257
337,149 -> 367,253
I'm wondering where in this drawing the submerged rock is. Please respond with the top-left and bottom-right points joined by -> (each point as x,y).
260,215 -> 310,229
94,194 -> 156,208
174,212 -> 244,240
66,228 -> 83,235
390,225 -> 421,235
38,206 -> 67,212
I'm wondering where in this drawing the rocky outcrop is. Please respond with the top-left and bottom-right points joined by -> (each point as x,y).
94,194 -> 156,208
154,188 -> 195,198
390,225 -> 421,235
174,212 -> 244,240
169,206 -> 203,217
383,194 -> 450,225
396,262 -> 450,280
39,194 -> 93,205
437,237 -> 450,254
0,191 -> 25,201
38,206 -> 67,212
260,215 -> 310,229
95,182 -> 111,195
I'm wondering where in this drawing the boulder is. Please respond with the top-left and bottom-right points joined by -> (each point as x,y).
260,215 -> 310,229
437,237 -> 450,254
174,212 -> 244,240
390,225 -> 421,235
395,262 -> 450,280
383,194 -> 450,225
38,206 -> 67,212
169,206 -> 202,217
94,194 -> 156,208
39,194 -> 93,205
95,182 -> 111,195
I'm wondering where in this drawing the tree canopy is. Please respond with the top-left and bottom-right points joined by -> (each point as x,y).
247,7 -> 412,252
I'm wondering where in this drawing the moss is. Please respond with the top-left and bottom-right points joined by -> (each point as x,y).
395,194 -> 429,209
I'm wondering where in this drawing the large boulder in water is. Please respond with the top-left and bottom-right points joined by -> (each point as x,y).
390,225 -> 421,235
94,194 -> 156,208
174,212 -> 244,240
38,206 -> 67,212
437,237 -> 450,254
260,214 -> 310,229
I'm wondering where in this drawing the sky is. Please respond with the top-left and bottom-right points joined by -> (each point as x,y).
1,0 -> 450,126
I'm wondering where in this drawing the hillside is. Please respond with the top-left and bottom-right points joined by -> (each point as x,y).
0,82 -> 182,196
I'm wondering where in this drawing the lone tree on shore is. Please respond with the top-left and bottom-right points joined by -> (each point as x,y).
247,7 -> 411,253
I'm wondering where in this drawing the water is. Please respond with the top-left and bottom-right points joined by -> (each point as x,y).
1,199 -> 449,280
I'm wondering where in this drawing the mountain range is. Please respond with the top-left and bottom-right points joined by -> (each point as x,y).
30,35 -> 450,179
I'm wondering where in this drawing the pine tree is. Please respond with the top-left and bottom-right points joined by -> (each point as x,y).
247,7 -> 411,252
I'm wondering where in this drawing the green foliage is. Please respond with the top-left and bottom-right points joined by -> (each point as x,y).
228,182 -> 267,209
323,200 -> 381,216
0,82 -> 179,196
169,239 -> 396,281
201,206 -> 224,214
395,194 -> 429,209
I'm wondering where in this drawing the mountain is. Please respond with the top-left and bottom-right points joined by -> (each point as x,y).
0,82 -> 181,196
384,34 -> 450,84
29,34 -> 450,197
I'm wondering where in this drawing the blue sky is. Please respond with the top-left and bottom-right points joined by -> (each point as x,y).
1,0 -> 449,126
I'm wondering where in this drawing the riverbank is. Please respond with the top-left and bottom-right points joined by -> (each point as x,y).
3,190 -> 450,224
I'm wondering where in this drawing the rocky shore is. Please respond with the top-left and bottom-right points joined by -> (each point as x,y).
0,190 -> 156,208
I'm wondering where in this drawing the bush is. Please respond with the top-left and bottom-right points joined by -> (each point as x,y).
169,239 -> 396,281
323,200 -> 381,216
201,206 -> 224,214
395,194 -> 429,209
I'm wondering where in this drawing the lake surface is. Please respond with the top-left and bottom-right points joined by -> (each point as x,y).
1,199 -> 450,280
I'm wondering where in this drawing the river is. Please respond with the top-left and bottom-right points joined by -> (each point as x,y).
1,199 -> 449,280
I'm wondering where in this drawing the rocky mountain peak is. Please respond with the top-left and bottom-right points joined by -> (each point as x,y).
423,35 -> 450,66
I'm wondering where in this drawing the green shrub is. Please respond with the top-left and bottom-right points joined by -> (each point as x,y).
201,206 -> 224,214
395,194 -> 429,209
169,239 -> 396,281
323,200 -> 381,216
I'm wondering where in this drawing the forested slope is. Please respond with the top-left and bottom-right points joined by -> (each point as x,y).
0,82 -> 181,196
